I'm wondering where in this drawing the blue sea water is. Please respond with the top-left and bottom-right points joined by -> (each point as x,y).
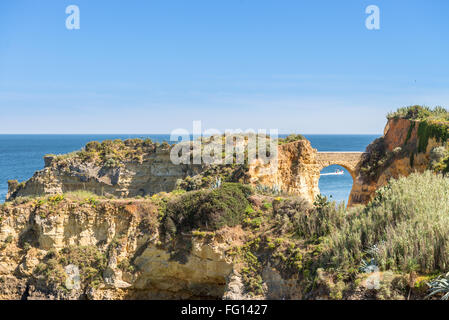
305,135 -> 380,204
0,134 -> 379,203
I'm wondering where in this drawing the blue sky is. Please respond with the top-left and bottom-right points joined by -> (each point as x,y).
1,0 -> 448,134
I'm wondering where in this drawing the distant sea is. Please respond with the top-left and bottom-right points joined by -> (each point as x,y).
0,134 -> 379,203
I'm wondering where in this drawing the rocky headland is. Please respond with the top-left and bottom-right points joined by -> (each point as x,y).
2,105 -> 449,300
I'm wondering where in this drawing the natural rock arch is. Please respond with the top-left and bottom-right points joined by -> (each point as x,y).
316,152 -> 366,180
248,142 -> 367,204
314,152 -> 366,204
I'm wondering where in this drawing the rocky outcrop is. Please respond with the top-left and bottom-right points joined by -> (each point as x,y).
248,139 -> 321,202
0,194 -> 424,300
0,199 -> 238,300
7,145 -> 204,201
0,197 -> 332,300
7,138 -> 325,204
8,123 -> 440,208
348,118 -> 444,205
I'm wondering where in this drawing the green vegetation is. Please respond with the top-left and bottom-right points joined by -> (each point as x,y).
163,182 -> 252,238
230,171 -> 449,298
387,105 -> 449,156
47,138 -> 164,167
426,272 -> 449,300
358,137 -> 396,182
117,258 -> 135,273
387,105 -> 449,121
323,171 -> 449,273
175,164 -> 249,192
277,134 -> 305,145
5,109 -> 449,299
235,238 -> 264,296
34,245 -> 107,289
361,105 -> 449,180
416,120 -> 449,153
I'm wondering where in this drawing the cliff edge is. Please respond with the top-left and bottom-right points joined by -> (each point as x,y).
349,106 -> 449,205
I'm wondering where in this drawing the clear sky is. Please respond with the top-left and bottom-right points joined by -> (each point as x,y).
1,0 -> 448,134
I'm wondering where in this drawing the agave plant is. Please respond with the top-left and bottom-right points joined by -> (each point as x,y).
255,184 -> 283,195
359,258 -> 379,274
426,272 -> 449,300
364,241 -> 384,258
211,177 -> 222,189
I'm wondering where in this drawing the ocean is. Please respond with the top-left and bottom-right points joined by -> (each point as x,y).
0,134 -> 379,203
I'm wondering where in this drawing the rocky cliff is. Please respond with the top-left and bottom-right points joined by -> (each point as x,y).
348,118 -> 447,205
248,139 -> 320,202
7,137 -> 322,204
1,189 -> 421,300
0,197 -> 238,299
2,124 -> 444,300
7,141 -> 204,201
7,119 -> 445,209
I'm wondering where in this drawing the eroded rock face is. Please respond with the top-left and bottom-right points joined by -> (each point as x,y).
0,199 -> 321,300
348,118 -> 443,205
7,147 -> 204,201
0,200 -> 237,300
248,139 -> 321,203
8,123 -> 439,208
7,139 -> 323,204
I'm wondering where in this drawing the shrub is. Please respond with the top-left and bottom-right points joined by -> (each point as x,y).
272,195 -> 347,242
278,134 -> 305,145
85,141 -> 101,152
387,105 -> 449,121
48,194 -> 64,204
163,183 -> 252,237
48,138 -> 162,167
34,245 -> 107,289
323,171 -> 449,273
429,146 -> 449,172
416,120 -> 449,153
430,146 -> 447,164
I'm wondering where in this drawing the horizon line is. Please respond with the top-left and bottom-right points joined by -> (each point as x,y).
0,132 -> 383,135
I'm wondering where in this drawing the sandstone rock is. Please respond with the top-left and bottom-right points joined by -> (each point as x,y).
6,138 -> 323,204
348,118 -> 443,205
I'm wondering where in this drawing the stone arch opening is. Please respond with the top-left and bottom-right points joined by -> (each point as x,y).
318,164 -> 354,204
314,152 -> 365,204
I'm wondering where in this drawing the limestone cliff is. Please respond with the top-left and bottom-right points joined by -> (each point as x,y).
248,139 -> 320,202
348,118 -> 446,205
7,142 -> 204,201
7,137 -> 322,204
0,198 -> 239,299
1,192 -> 420,300
7,123 -> 443,209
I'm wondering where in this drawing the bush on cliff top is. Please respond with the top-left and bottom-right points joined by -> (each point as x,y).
387,105 -> 449,121
360,106 -> 449,179
48,138 -> 169,167
162,182 -> 252,236
277,134 -> 305,145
